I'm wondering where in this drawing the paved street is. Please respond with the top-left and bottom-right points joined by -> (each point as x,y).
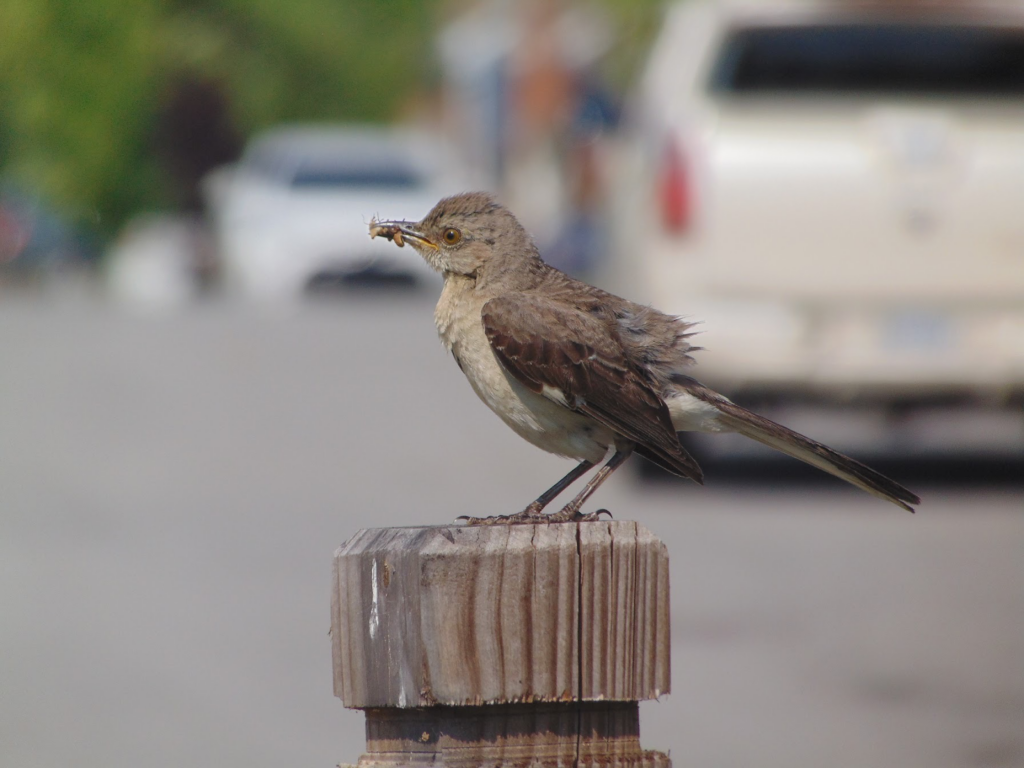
1,289 -> 1021,768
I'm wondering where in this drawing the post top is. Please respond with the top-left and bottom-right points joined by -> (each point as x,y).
331,520 -> 670,709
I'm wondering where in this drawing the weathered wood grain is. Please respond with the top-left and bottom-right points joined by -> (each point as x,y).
332,521 -> 670,709
359,702 -> 671,766
579,522 -> 671,700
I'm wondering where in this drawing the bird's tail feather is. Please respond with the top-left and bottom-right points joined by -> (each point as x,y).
712,400 -> 919,511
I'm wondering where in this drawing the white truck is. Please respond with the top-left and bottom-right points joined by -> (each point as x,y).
607,0 -> 1024,459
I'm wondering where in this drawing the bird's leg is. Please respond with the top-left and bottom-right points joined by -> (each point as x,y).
522,459 -> 597,515
547,446 -> 634,523
458,459 -> 596,526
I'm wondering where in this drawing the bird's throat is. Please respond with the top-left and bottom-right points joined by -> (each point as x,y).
434,272 -> 483,354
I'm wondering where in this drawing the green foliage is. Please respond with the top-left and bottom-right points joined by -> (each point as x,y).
0,0 -> 432,234
0,0 -> 664,235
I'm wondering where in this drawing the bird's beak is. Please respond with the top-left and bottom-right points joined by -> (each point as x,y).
369,219 -> 438,250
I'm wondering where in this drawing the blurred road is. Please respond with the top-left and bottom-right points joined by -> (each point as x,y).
1,289 -> 1021,768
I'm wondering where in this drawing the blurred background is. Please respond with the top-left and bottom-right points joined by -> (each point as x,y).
1,0 -> 1022,766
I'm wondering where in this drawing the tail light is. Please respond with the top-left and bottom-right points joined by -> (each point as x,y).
658,139 -> 691,234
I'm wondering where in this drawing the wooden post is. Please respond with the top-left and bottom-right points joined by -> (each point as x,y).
331,520 -> 671,766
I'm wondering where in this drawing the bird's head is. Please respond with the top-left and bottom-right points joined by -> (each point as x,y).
369,192 -> 538,277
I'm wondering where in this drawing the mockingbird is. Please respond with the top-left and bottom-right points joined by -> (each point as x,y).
370,192 -> 920,523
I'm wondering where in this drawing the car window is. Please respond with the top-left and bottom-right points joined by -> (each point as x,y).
708,23 -> 1024,97
290,164 -> 424,189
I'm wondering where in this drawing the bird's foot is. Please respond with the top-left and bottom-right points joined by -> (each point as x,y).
457,505 -> 613,526
540,506 -> 614,524
456,509 -> 549,526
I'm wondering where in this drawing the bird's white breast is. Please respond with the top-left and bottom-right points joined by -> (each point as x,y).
434,276 -> 611,463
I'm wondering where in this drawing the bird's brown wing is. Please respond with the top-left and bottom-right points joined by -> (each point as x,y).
482,294 -> 703,483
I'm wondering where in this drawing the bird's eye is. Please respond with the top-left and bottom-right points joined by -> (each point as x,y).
443,228 -> 461,245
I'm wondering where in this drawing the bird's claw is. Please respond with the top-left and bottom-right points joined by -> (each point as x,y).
546,505 -> 615,523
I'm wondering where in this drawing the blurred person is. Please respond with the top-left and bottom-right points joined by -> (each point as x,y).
503,0 -> 613,255
437,0 -> 615,272
153,75 -> 242,213
543,73 -> 619,277
152,75 -> 242,290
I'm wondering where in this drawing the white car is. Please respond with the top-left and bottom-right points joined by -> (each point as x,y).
205,125 -> 466,299
606,0 -> 1024,458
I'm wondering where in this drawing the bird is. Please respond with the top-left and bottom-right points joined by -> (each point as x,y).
369,192 -> 920,523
